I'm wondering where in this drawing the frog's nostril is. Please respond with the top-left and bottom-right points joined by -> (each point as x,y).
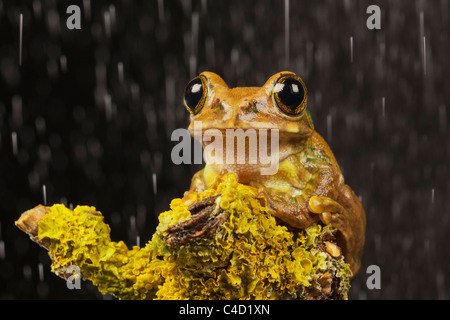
241,102 -> 258,113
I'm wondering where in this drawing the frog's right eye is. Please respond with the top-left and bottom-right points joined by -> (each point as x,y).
184,76 -> 207,115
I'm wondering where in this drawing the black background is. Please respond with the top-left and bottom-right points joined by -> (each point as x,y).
0,0 -> 449,299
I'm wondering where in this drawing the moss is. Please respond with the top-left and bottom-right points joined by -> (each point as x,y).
38,173 -> 351,300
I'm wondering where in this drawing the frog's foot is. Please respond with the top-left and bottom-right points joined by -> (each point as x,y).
165,195 -> 228,245
309,196 -> 350,259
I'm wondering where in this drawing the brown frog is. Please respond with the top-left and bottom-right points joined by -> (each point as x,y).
170,71 -> 366,275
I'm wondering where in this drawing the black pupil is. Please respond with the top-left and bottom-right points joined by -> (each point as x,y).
277,78 -> 304,111
185,78 -> 204,111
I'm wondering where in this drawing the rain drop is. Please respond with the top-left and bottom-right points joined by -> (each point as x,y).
327,114 -> 332,141
152,173 -> 157,195
83,0 -> 91,21
38,263 -> 44,282
11,131 -> 18,156
23,265 -> 32,280
284,0 -> 290,66
12,95 -> 23,127
42,184 -> 47,205
60,55 -> 67,73
350,36 -> 354,63
158,0 -> 165,22
0,240 -> 5,260
118,61 -> 124,83
19,13 -> 23,66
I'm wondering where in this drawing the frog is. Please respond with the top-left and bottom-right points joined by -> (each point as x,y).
169,71 -> 366,276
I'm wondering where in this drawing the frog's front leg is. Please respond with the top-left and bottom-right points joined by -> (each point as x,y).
309,184 -> 366,275
259,165 -> 343,230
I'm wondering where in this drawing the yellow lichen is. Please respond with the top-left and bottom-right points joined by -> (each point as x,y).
37,172 -> 351,300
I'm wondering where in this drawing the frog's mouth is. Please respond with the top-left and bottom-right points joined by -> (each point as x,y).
189,127 -> 304,173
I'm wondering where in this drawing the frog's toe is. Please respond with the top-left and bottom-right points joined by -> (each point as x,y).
309,196 -> 344,215
309,196 -> 324,214
309,196 -> 346,226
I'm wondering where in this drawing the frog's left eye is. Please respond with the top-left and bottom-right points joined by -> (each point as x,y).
273,75 -> 307,116
184,75 -> 207,115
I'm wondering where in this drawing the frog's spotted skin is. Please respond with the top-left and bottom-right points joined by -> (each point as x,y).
184,71 -> 366,275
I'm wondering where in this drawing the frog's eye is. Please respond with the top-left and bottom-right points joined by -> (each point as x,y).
273,75 -> 307,116
184,76 -> 207,115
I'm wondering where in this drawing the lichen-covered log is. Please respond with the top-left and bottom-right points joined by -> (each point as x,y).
16,173 -> 351,300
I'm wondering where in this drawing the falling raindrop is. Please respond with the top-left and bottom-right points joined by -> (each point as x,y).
158,0 -> 165,23
152,173 -> 157,195
130,83 -> 140,103
60,55 -> 67,73
23,265 -> 32,280
109,5 -> 116,30
42,184 -> 47,205
284,0 -> 290,66
436,271 -> 446,299
117,61 -> 124,83
136,235 -> 140,247
19,13 -> 23,66
130,215 -> 136,231
38,263 -> 44,282
230,48 -> 239,77
32,0 -> 42,20
105,93 -> 112,121
12,95 -> 22,127
350,36 -> 354,63
327,114 -> 332,141
46,9 -> 60,35
60,197 -> 68,206
423,36 -> 427,76
104,10 -> 112,38
11,131 -> 18,156
382,97 -> 386,117
201,0 -> 208,16
0,240 -> 5,260
419,11 -> 425,42
83,0 -> 91,21
35,117 -> 46,136
431,188 -> 435,204
190,11 -> 199,78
